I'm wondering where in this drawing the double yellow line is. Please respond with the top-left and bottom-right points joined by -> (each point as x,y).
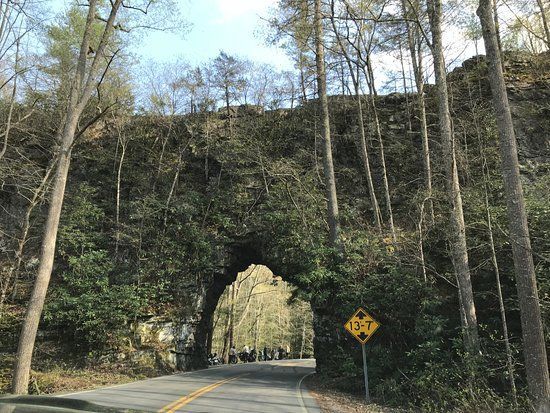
158,374 -> 246,413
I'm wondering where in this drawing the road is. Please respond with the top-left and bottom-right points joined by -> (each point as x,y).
59,359 -> 320,413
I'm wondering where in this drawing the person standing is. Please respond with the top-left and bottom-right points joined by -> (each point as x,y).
263,346 -> 268,361
243,344 -> 250,363
229,345 -> 237,364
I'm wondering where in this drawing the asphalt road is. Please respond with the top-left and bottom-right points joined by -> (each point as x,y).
59,359 -> 321,413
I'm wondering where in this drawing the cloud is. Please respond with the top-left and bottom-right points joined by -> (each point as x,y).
214,0 -> 275,23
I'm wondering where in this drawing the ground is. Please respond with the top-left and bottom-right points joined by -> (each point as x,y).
305,374 -> 407,413
0,346 -> 164,395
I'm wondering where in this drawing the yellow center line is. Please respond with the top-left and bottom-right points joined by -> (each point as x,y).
158,374 -> 247,413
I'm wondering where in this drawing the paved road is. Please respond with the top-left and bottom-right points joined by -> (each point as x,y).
59,359 -> 320,413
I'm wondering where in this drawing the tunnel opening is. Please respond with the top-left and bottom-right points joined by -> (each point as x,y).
172,238 -> 317,371
208,264 -> 314,364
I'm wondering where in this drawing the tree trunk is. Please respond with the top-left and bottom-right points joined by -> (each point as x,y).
299,51 -> 308,103
115,133 -> 127,259
221,289 -> 231,363
11,0 -> 123,393
368,91 -> 396,242
535,0 -> 550,49
355,28 -> 396,240
228,282 -> 237,350
427,0 -> 480,354
492,0 -> 502,55
356,89 -> 383,232
401,0 -> 434,223
152,124 -> 171,192
398,39 -> 412,132
477,1 -> 550,409
0,161 -> 55,317
482,162 -> 518,408
253,294 -> 264,360
314,0 -> 341,251
225,85 -> 233,135
10,162 -> 56,298
418,199 -> 428,283
328,5 -> 382,231
163,149 -> 184,230
11,143 -> 73,394
470,71 -> 518,407
300,314 -> 307,359
206,316 -> 214,356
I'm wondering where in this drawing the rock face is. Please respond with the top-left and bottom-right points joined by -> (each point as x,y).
134,317 -> 175,345
133,289 -> 220,370
174,286 -> 211,370
168,53 -> 550,375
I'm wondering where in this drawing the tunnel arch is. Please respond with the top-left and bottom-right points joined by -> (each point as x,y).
173,236 -> 313,370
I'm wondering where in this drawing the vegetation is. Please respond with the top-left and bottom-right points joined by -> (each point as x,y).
0,0 -> 548,411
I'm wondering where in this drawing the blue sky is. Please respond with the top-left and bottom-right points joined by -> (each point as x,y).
49,0 -> 293,69
138,0 -> 292,69
47,0 -> 478,92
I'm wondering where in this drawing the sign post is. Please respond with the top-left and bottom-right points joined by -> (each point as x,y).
361,343 -> 369,402
344,307 -> 380,403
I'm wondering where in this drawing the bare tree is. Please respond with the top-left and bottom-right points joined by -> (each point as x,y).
0,160 -> 56,318
314,0 -> 341,250
427,0 -> 479,354
0,0 -> 43,161
535,0 -> 550,49
329,0 -> 383,232
401,0 -> 434,224
342,0 -> 397,242
477,1 -> 550,409
113,115 -> 129,259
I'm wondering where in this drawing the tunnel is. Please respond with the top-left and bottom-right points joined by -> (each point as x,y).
172,237 -> 319,371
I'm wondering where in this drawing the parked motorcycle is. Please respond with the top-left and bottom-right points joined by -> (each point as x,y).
208,353 -> 221,365
238,350 -> 256,363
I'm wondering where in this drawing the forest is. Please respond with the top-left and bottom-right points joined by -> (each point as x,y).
0,0 -> 548,412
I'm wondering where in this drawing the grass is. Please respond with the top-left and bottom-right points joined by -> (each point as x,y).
0,343 -> 168,395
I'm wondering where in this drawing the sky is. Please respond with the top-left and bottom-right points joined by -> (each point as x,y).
138,0 -> 292,69
47,0 -> 480,93
48,0 -> 293,69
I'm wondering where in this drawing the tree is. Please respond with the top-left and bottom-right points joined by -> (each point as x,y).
269,0 -> 316,103
211,266 -> 313,360
328,0 -> 383,232
0,2 -> 53,307
314,0 -> 341,250
341,0 -> 397,242
427,0 -> 480,354
0,0 -> 42,158
477,1 -> 550,409
400,0 -> 434,224
12,0 -> 126,394
143,59 -> 199,116
211,51 -> 247,113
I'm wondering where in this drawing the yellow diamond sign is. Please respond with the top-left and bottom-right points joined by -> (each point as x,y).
344,307 -> 380,344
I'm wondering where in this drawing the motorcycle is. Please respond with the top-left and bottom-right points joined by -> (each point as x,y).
238,351 -> 256,363
208,353 -> 221,365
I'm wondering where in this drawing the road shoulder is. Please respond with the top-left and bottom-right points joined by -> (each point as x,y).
304,374 -> 407,413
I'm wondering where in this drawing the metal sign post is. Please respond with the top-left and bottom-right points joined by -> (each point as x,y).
361,343 -> 370,402
344,307 -> 380,403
